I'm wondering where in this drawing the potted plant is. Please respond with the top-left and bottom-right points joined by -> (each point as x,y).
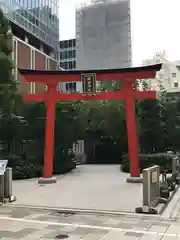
160,182 -> 170,199
172,171 -> 180,185
167,177 -> 175,191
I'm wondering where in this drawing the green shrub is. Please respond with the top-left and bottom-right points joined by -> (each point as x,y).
53,151 -> 76,175
6,153 -> 76,180
13,162 -> 42,180
7,154 -> 22,168
6,154 -> 42,180
121,153 -> 172,173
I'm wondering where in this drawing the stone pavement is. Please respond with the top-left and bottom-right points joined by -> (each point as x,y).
0,206 -> 180,239
12,165 -> 142,213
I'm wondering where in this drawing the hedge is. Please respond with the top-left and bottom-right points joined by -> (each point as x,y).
121,153 -> 173,173
5,153 -> 76,180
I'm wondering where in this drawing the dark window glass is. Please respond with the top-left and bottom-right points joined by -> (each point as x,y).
64,62 -> 68,69
65,83 -> 69,91
66,82 -> 76,92
67,40 -> 70,48
69,61 -> 72,69
60,52 -> 64,59
73,82 -> 76,91
72,61 -> 76,69
60,62 -> 65,68
69,83 -> 72,89
72,50 -> 76,58
60,41 -> 64,49
69,51 -> 72,58
69,51 -> 71,58
174,82 -> 178,88
64,41 -> 68,48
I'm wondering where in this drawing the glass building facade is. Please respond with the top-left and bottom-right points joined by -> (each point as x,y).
59,39 -> 77,92
59,39 -> 76,70
0,0 -> 59,51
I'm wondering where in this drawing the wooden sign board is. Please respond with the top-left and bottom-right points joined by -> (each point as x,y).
82,73 -> 96,95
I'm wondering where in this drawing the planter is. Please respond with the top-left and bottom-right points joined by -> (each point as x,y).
160,189 -> 170,199
168,184 -> 175,191
176,178 -> 180,185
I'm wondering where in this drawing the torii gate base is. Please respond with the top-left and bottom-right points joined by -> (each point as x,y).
38,176 -> 57,184
19,64 -> 161,184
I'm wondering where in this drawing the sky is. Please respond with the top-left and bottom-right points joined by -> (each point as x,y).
59,0 -> 180,66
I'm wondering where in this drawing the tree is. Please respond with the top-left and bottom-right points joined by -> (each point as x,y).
0,9 -> 17,116
162,97 -> 180,151
83,99 -> 127,163
0,9 -> 17,154
138,98 -> 165,153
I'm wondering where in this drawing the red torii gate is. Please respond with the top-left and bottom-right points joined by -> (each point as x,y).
19,64 -> 161,184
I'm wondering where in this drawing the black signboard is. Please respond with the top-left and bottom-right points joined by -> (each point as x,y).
81,73 -> 96,95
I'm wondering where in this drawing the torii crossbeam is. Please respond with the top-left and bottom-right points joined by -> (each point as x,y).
19,64 -> 162,184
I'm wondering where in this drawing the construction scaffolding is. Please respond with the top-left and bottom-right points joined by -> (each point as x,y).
76,0 -> 132,70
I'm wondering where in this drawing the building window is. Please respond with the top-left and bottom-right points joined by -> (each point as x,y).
60,62 -> 65,69
64,40 -> 68,48
69,61 -> 73,69
69,50 -> 73,58
31,49 -> 35,69
60,41 -> 64,49
68,40 -> 72,48
45,57 -> 50,70
30,49 -> 35,93
172,73 -> 176,77
174,82 -> 179,88
65,51 -> 68,58
66,82 -> 76,92
60,52 -> 64,59
64,61 -> 69,69
56,83 -> 61,92
72,50 -> 76,58
72,61 -> 76,69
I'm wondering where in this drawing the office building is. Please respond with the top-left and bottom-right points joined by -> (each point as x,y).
13,35 -> 59,94
58,39 -> 77,92
0,0 -> 59,55
59,0 -> 132,93
76,0 -> 132,70
0,0 -> 60,93
142,52 -> 180,95
59,39 -> 76,70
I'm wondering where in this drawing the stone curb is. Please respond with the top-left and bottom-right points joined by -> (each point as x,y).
161,185 -> 180,219
3,204 -> 160,218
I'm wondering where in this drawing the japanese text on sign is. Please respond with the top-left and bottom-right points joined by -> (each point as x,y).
151,171 -> 158,184
82,73 -> 96,95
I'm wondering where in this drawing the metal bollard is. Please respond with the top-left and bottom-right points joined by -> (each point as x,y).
172,156 -> 180,173
4,168 -> 12,199
0,175 -> 4,203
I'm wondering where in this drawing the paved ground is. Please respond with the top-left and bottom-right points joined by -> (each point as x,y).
1,205 -> 180,239
12,165 -> 142,213
2,164 -> 180,239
